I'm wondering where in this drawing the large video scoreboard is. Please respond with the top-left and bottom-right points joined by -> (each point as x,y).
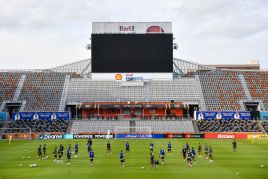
91,22 -> 173,81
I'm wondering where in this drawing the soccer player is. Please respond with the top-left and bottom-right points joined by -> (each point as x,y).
43,144 -> 47,159
191,147 -> 196,164
58,145 -> 63,163
120,150 -> 125,167
198,143 -> 202,158
187,151 -> 192,167
232,140 -> 237,152
185,142 -> 190,152
37,145 -> 42,160
167,141 -> 172,155
53,146 -> 57,162
87,142 -> 92,152
150,152 -> 156,169
89,150 -> 94,166
181,146 -> 186,161
125,141 -> 130,153
107,141 -> 112,155
208,146 -> 213,161
160,148 -> 165,164
204,143 -> 209,160
88,138 -> 93,147
74,143 -> 79,157
149,142 -> 154,153
59,144 -> 64,159
66,145 -> 71,164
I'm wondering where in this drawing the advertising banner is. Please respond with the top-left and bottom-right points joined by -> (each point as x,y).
194,111 -> 252,120
92,22 -> 172,34
0,112 -> 6,122
39,134 -> 63,140
166,134 -> 185,138
260,111 -> 268,120
73,134 -> 114,139
204,133 -> 248,139
247,134 -> 268,139
115,134 -> 163,139
12,112 -> 70,121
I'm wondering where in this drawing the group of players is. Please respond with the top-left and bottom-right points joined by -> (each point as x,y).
37,139 -> 237,167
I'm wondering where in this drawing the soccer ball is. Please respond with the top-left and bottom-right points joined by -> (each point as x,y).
141,166 -> 144,169
261,164 -> 264,168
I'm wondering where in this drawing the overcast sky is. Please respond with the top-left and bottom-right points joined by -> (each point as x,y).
0,0 -> 268,69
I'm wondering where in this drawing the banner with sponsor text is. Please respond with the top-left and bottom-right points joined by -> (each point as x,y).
12,112 -> 70,120
194,111 -> 252,120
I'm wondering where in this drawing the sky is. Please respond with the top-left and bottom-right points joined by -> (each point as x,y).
0,0 -> 268,69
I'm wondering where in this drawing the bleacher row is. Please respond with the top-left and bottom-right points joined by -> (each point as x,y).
70,120 -> 195,134
1,71 -> 268,111
4,119 -> 69,133
1,119 -> 268,134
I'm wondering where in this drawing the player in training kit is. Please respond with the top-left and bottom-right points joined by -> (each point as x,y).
150,153 -> 156,169
53,146 -> 57,162
185,142 -> 190,152
66,146 -> 71,164
198,143 -> 202,158
74,143 -> 79,157
149,142 -> 154,153
58,145 -> 63,162
182,146 -> 187,161
126,141 -> 130,153
167,141 -> 172,155
43,144 -> 47,159
204,144 -> 209,160
232,140 -> 237,152
89,150 -> 94,166
107,141 -> 112,154
120,150 -> 125,167
160,148 -> 165,164
37,145 -> 42,159
88,138 -> 93,147
191,147 -> 196,164
87,142 -> 92,152
208,146 -> 213,161
187,151 -> 192,167
59,144 -> 64,159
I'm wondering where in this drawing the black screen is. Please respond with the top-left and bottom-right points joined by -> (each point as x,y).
91,34 -> 173,73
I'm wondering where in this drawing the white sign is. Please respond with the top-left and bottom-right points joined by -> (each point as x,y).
92,73 -> 173,81
92,22 -> 172,34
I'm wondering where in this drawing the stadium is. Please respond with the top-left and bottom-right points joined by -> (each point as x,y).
0,22 -> 268,179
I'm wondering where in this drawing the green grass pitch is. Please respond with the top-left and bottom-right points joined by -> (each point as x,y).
0,139 -> 267,179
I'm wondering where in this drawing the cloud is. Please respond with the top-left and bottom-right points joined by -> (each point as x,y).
0,0 -> 267,69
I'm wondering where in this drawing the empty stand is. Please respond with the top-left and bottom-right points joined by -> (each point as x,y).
0,72 -> 22,106
18,72 -> 66,112
197,119 -> 261,132
5,119 -> 69,133
243,71 -> 268,110
70,120 -> 129,134
198,71 -> 247,111
136,120 -> 195,133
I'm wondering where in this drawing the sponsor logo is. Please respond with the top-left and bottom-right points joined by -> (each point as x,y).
39,134 -> 63,140
119,25 -> 135,32
146,26 -> 164,33
217,134 -> 234,139
167,134 -> 185,138
73,134 -> 93,139
73,134 -> 114,139
126,73 -> 143,81
115,74 -> 122,80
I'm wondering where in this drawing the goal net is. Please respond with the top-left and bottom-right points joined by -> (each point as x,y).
0,128 -> 32,140
114,126 -> 152,139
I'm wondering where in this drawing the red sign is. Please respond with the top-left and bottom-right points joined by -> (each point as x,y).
204,133 -> 248,139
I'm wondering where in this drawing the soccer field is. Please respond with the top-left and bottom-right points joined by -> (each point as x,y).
0,139 -> 267,179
